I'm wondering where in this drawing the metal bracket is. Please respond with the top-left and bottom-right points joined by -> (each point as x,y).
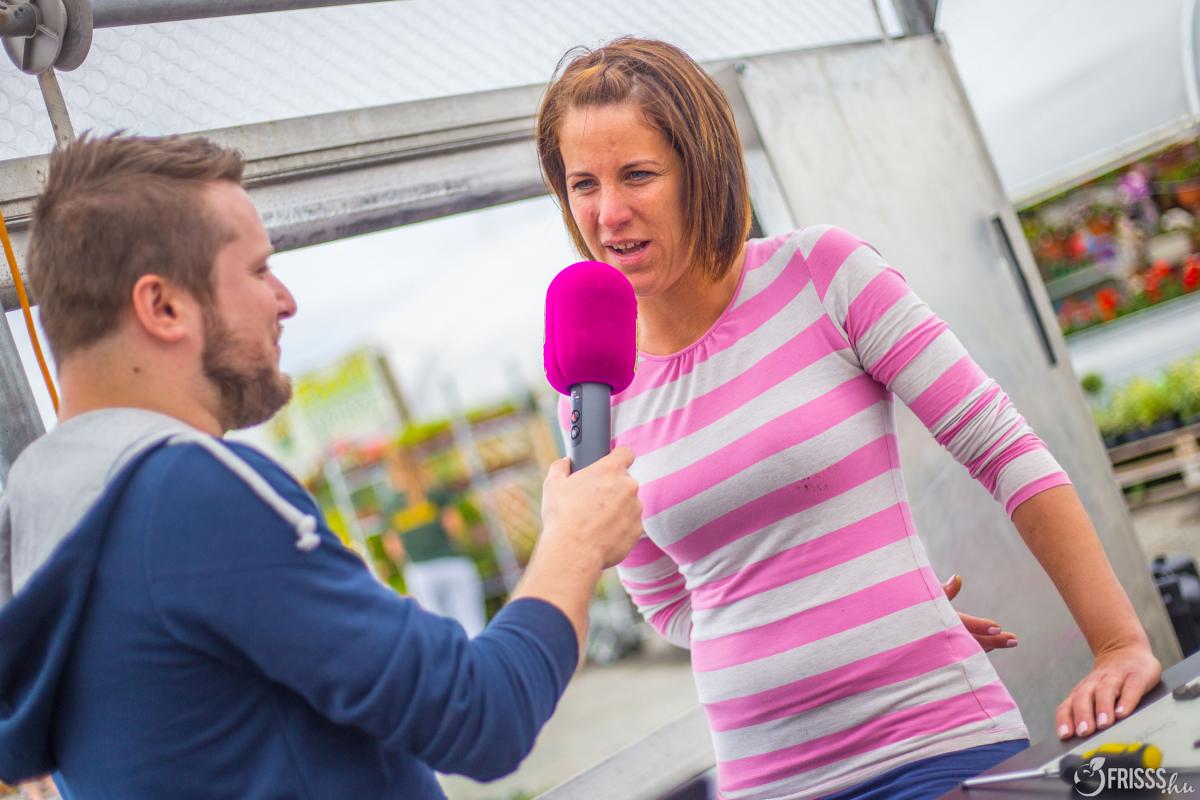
0,0 -> 91,73
0,2 -> 39,37
2,0 -> 65,74
56,0 -> 93,70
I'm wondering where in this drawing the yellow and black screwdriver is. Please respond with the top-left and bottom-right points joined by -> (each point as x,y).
961,742 -> 1163,789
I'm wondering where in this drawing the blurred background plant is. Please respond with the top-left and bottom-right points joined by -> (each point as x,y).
1090,351 -> 1200,446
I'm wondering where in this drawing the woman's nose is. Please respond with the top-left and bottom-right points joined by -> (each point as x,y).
597,188 -> 633,230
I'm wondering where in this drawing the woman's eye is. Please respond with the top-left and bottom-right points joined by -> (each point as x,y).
628,170 -> 653,181
570,179 -> 596,192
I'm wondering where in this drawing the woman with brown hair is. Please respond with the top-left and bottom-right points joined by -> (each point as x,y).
535,38 -> 1160,800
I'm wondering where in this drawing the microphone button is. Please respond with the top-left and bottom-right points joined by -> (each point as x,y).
571,410 -> 580,423
570,425 -> 580,441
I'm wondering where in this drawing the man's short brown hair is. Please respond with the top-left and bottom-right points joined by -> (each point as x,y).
28,132 -> 245,360
536,37 -> 752,283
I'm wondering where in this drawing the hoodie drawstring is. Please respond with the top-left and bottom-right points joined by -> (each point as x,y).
165,433 -> 321,552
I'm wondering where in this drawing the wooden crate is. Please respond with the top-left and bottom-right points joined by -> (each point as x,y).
1109,422 -> 1200,507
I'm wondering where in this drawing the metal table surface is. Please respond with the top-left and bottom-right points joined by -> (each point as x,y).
939,650 -> 1200,798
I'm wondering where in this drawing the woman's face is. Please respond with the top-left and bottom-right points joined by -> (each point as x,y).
558,102 -> 690,299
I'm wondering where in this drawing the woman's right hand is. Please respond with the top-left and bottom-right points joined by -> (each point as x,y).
942,574 -> 1019,652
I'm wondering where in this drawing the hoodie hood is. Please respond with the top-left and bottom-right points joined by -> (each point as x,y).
0,408 -> 318,782
1,409 -> 197,606
0,409 -> 194,781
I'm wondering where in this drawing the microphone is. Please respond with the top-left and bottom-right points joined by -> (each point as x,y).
544,261 -> 638,472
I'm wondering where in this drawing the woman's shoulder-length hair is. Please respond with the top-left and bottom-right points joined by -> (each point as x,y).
535,37 -> 752,283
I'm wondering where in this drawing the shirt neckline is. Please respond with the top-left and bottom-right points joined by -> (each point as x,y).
637,239 -> 757,363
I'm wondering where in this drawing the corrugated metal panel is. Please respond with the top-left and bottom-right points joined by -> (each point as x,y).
0,0 -> 901,161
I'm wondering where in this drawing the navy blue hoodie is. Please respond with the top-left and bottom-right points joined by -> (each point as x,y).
0,410 -> 577,799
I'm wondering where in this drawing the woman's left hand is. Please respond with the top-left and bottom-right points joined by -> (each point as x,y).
1055,641 -> 1162,739
941,574 -> 1019,652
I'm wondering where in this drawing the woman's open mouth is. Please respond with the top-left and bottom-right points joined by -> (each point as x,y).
606,240 -> 650,264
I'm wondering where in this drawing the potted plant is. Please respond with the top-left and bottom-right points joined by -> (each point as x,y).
1111,378 -> 1177,441
1165,355 -> 1200,426
1159,158 -> 1200,209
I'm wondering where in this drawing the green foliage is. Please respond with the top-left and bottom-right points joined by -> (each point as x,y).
1164,356 -> 1200,419
1110,377 -> 1173,432
1094,352 -> 1200,440
1080,372 -> 1104,396
1158,158 -> 1200,183
397,419 -> 452,447
1092,405 -> 1119,438
396,401 -> 522,448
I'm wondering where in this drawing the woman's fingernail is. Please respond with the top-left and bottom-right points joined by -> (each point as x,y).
1058,724 -> 1070,738
1097,713 -> 1109,726
1077,721 -> 1089,736
1116,705 -> 1126,715
1005,638 -> 1019,647
986,626 -> 1002,635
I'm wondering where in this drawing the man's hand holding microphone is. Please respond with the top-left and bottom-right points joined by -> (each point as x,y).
511,262 -> 643,660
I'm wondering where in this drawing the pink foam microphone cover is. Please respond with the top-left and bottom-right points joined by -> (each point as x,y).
544,261 -> 638,395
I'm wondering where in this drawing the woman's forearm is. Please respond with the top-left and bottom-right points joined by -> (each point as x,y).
1009,485 -> 1149,655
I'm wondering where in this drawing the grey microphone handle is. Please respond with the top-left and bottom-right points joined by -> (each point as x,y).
567,382 -> 612,473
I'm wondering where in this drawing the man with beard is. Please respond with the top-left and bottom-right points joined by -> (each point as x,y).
0,133 -> 645,799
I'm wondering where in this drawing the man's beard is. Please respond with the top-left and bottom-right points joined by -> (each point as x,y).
201,307 -> 292,431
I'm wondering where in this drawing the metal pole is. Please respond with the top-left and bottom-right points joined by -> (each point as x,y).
320,445 -> 378,578
0,3 -> 39,38
36,70 -> 75,146
441,378 -> 522,594
892,0 -> 937,35
0,315 -> 45,482
89,0 -> 399,28
870,0 -> 892,42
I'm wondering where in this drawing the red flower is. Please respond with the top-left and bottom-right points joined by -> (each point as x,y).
1067,232 -> 1088,260
1184,258 -> 1200,291
1095,287 -> 1120,319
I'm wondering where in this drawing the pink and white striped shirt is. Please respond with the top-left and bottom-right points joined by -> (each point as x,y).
589,226 -> 1070,799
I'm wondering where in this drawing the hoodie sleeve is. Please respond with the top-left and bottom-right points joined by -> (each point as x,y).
139,443 -> 576,782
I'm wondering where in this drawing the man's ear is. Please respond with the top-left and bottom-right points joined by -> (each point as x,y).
129,274 -> 198,343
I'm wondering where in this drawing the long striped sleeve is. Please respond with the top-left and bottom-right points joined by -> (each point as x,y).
805,225 -> 1070,514
616,535 -> 693,648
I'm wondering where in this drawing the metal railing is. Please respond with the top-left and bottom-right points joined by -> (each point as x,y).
87,0 -> 398,28
537,706 -> 714,800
